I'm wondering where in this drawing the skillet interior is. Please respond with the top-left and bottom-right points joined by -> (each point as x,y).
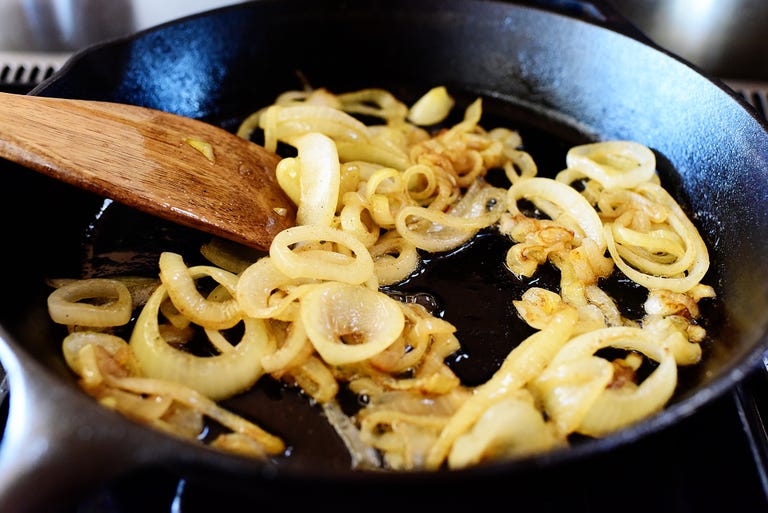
2,0 -> 768,505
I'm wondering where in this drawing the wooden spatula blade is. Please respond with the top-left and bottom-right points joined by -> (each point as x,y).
0,92 -> 296,250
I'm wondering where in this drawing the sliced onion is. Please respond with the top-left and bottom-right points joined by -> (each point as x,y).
109,374 -> 285,454
260,313 -> 313,374
292,132 -> 341,227
236,257 -> 314,319
604,182 -> 709,293
130,284 -> 269,401
48,278 -> 132,327
339,191 -> 381,248
507,177 -> 606,250
448,394 -> 563,468
407,86 -> 455,126
566,140 -> 656,189
269,225 -> 374,284
301,282 -> 405,365
369,231 -> 420,286
285,354 -> 339,403
62,331 -> 134,377
262,104 -> 371,144
425,305 -> 578,469
159,252 -> 242,330
535,326 -> 677,437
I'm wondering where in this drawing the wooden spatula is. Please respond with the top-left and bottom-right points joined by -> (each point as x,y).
0,92 -> 297,251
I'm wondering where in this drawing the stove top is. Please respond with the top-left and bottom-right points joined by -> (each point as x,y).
1,55 -> 767,513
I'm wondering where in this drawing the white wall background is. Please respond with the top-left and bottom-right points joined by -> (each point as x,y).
0,0 -> 245,52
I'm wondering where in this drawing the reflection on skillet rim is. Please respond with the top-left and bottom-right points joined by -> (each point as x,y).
1,0 -> 768,493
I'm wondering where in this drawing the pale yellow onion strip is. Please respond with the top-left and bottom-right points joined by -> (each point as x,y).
425,305 -> 578,469
100,385 -> 176,426
74,343 -> 109,388
365,167 -> 407,228
613,237 -> 691,278
260,105 -> 280,153
369,231 -> 420,286
335,141 -> 411,171
285,354 -> 339,403
395,206 -> 477,252
235,108 -> 263,140
339,192 -> 381,248
450,180 -> 508,219
159,296 -> 191,330
618,244 -> 677,269
369,124 -> 414,157
407,86 -> 455,126
488,126 -> 523,150
606,182 -> 709,292
418,172 -> 460,213
513,287 -> 567,331
475,137 -> 505,170
337,88 -> 409,122
369,302 -> 449,374
502,149 -> 538,185
67,339 -> 178,423
130,284 -> 268,401
159,252 -> 241,331
402,164 -> 437,203
275,157 -> 301,205
106,374 -> 285,454
203,285 -> 242,353
236,257 -> 316,319
529,353 -> 614,436
448,394 -> 565,469
642,315 -> 702,365
359,409 -> 449,470
596,187 -> 665,223
261,314 -> 313,374
555,167 -> 589,186
395,185 -> 505,253
394,177 -> 506,252
62,331 -> 136,377
449,97 -> 483,135
301,282 -> 405,366
566,140 -> 656,189
612,222 -> 686,256
290,132 -> 341,227
547,326 -> 677,437
199,238 -> 264,275
357,393 -> 459,471
604,223 -> 706,293
452,150 -> 486,189
48,278 -> 132,327
282,88 -> 338,107
506,177 -> 606,251
338,161 -> 362,197
611,223 -> 692,277
269,225 -> 374,284
263,104 -> 371,144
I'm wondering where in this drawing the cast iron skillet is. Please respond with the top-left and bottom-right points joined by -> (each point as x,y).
1,0 -> 768,511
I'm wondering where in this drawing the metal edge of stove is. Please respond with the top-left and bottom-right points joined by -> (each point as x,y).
0,53 -> 767,493
0,51 -> 71,90
724,79 -> 768,503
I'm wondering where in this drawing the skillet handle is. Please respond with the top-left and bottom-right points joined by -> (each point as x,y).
0,332 -> 178,513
